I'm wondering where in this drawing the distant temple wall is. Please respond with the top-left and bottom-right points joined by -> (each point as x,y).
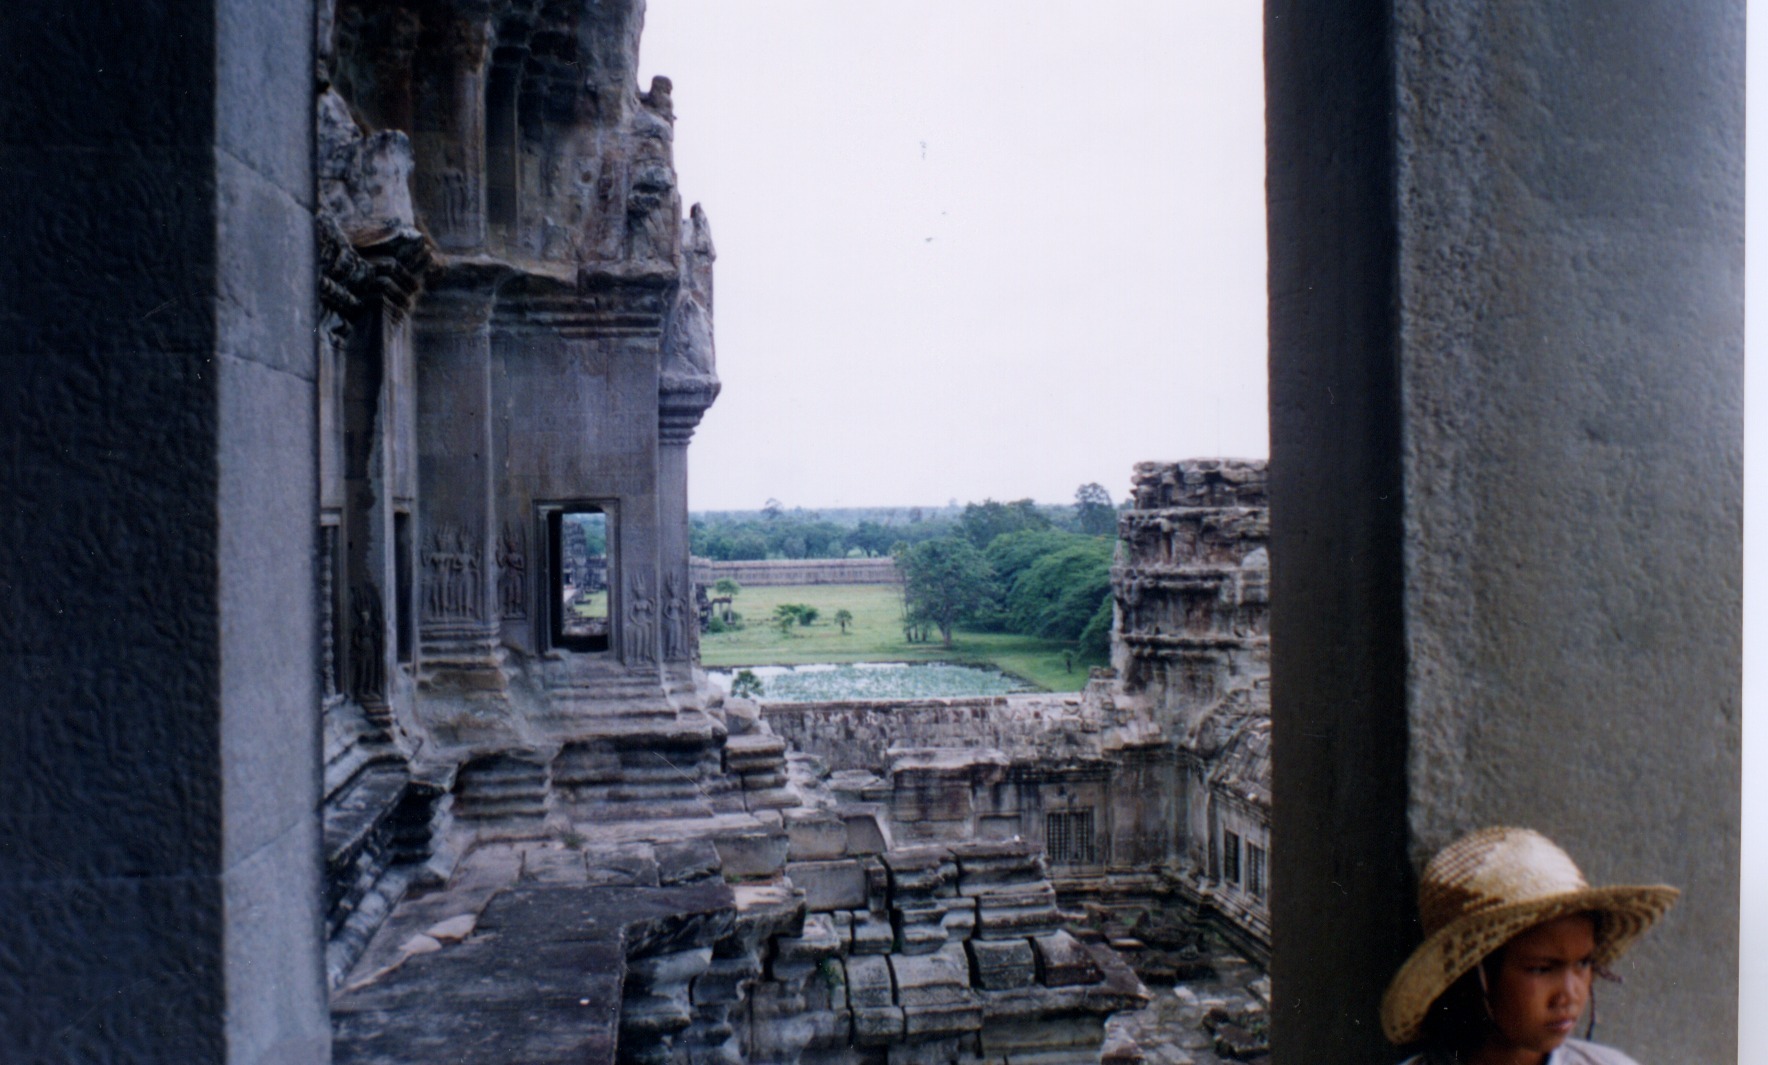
762,694 -> 1093,773
699,557 -> 900,587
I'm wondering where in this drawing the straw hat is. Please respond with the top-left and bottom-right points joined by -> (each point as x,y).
1380,826 -> 1679,1046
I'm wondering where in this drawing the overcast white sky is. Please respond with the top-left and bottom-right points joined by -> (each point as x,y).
637,0 -> 1267,512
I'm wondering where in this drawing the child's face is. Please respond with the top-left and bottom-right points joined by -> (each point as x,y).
1484,913 -> 1598,1059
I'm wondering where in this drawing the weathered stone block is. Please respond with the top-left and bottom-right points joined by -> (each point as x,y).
583,842 -> 661,887
691,955 -> 762,1006
901,1002 -> 983,1038
851,910 -> 895,955
772,913 -> 842,982
974,887 -> 1062,940
883,848 -> 956,897
845,954 -> 895,1009
844,812 -> 889,855
941,900 -> 978,939
712,829 -> 788,878
521,845 -> 587,885
888,943 -> 971,1007
724,734 -> 787,774
744,787 -> 800,811
787,859 -> 868,912
655,838 -> 721,886
852,1006 -> 905,1046
1032,931 -> 1104,987
978,1014 -> 1107,1057
785,810 -> 848,860
967,937 -> 1036,990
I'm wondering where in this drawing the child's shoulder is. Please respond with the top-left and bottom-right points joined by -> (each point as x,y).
1557,1039 -> 1642,1065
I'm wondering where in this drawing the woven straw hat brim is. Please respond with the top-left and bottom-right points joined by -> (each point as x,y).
1380,883 -> 1679,1046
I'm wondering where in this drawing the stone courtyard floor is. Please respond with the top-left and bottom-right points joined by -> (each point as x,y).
1101,953 -> 1270,1065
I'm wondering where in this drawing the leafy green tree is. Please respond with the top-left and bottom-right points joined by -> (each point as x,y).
730,669 -> 764,699
713,577 -> 740,599
1077,595 -> 1114,657
848,521 -> 896,558
959,498 -> 1050,548
1073,482 -> 1117,537
834,608 -> 854,634
1006,538 -> 1114,642
894,537 -> 994,647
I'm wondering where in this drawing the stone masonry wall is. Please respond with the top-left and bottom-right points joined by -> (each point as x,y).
704,558 -> 901,587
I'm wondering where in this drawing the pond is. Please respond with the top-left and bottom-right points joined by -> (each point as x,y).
706,662 -> 1036,702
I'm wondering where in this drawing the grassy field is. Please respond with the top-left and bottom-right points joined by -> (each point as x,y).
698,583 -> 1105,693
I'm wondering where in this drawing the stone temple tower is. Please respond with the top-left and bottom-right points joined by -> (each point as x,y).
314,0 -> 730,985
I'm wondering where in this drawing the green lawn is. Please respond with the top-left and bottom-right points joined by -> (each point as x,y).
698,583 -> 1104,692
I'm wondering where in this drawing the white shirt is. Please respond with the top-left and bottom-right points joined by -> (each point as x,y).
1398,1039 -> 1642,1065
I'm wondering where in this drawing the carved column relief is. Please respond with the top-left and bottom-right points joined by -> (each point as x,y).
423,523 -> 484,622
349,583 -> 387,703
624,572 -> 657,664
661,570 -> 690,662
497,519 -> 527,619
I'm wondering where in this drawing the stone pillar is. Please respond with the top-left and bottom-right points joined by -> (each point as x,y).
0,1 -> 326,1061
1265,3 -> 1742,1062
658,378 -> 720,688
415,282 -> 508,710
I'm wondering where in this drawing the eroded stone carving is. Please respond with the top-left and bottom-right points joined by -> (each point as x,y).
623,571 -> 656,664
349,584 -> 386,701
496,520 -> 526,620
661,570 -> 689,661
423,524 -> 483,622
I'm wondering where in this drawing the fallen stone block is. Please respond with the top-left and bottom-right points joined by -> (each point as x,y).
1033,930 -> 1104,987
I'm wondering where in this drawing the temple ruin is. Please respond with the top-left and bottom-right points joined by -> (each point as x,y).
309,3 -> 1179,1061
761,460 -> 1273,967
4,0 -> 1736,1061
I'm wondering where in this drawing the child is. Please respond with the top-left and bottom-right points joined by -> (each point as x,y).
1381,827 -> 1678,1065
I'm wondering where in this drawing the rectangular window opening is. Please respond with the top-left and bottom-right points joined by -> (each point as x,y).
1045,809 -> 1095,866
549,506 -> 611,652
1247,843 -> 1266,899
1223,829 -> 1242,885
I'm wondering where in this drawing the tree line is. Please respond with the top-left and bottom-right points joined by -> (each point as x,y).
893,485 -> 1119,655
690,488 -> 1117,563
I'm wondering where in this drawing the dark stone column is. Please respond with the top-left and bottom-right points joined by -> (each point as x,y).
1266,2 -> 1742,1061
1264,4 -> 1409,1060
0,1 -> 326,1062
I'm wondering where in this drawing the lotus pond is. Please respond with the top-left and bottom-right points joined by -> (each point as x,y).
707,661 -> 1036,702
